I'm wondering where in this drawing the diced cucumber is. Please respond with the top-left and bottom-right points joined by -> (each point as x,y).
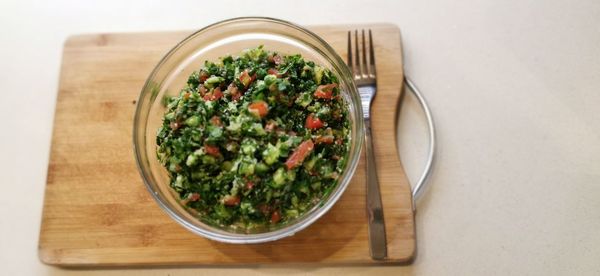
272,167 -> 286,188
255,162 -> 269,174
311,181 -> 321,190
238,157 -> 257,176
316,106 -> 331,117
185,154 -> 198,166
185,115 -> 200,127
285,209 -> 299,218
295,92 -> 313,108
164,112 -> 175,121
264,74 -> 277,85
304,156 -> 318,171
314,66 -> 324,84
204,76 -> 224,89
214,204 -> 232,219
202,155 -> 216,165
240,201 -> 256,214
262,143 -> 280,165
247,123 -> 266,136
241,138 -> 258,154
221,161 -> 233,171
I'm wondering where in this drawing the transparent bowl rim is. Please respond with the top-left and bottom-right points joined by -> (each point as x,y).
133,16 -> 364,243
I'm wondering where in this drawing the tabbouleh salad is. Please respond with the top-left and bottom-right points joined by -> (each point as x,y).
156,46 -> 351,231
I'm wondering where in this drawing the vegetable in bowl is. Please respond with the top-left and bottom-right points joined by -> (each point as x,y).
156,46 -> 350,231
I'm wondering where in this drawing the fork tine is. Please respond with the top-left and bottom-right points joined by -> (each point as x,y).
368,29 -> 376,77
354,30 -> 362,78
361,29 -> 368,77
347,31 -> 353,75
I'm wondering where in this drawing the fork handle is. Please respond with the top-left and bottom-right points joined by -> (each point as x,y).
364,118 -> 387,260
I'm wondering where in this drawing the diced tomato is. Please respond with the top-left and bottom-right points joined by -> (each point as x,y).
267,68 -> 282,78
270,210 -> 281,223
305,114 -> 324,129
198,85 -> 207,96
314,83 -> 337,99
189,193 -> 200,202
267,54 -> 282,65
239,70 -> 253,88
248,100 -> 269,118
210,115 -> 222,126
212,87 -> 223,100
203,87 -> 223,101
285,140 -> 315,170
316,135 -> 335,144
316,128 -> 334,143
246,181 -> 255,190
223,195 -> 240,206
226,83 -> 240,100
199,71 -> 209,82
204,144 -> 220,157
227,83 -> 243,101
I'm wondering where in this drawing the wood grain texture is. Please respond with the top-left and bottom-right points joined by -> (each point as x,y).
38,23 -> 414,266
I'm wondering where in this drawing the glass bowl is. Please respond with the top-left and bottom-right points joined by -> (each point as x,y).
133,17 -> 363,243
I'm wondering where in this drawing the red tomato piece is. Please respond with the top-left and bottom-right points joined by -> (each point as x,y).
212,87 -> 223,100
316,135 -> 335,144
189,193 -> 200,202
314,83 -> 337,99
267,68 -> 282,78
248,100 -> 269,118
226,83 -> 240,99
267,54 -> 282,65
239,70 -> 253,88
223,195 -> 240,206
199,71 -> 209,82
204,144 -> 220,157
305,114 -> 324,129
210,115 -> 222,126
198,85 -> 207,96
203,87 -> 223,101
285,140 -> 315,170
270,210 -> 281,223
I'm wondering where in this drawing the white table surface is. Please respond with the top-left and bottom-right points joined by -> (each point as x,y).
1,0 -> 599,275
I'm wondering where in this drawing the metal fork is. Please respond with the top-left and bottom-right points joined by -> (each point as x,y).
348,29 -> 387,260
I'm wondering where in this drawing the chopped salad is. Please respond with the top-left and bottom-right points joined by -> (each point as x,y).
156,46 -> 351,231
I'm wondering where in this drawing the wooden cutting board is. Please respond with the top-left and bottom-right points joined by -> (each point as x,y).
38,23 -> 415,266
